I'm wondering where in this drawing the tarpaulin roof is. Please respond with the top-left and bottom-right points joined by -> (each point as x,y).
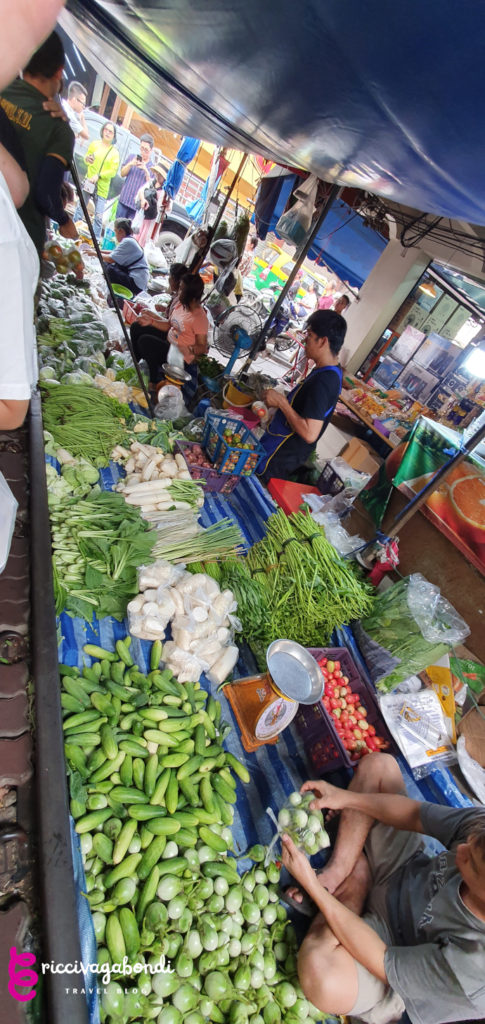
257,182 -> 388,289
62,0 -> 485,226
307,202 -> 387,289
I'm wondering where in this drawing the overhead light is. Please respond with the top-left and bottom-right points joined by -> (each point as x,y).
418,281 -> 437,298
463,347 -> 485,379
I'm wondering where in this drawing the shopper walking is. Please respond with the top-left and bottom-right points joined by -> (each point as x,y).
136,163 -> 166,248
80,121 -> 119,238
117,133 -> 154,220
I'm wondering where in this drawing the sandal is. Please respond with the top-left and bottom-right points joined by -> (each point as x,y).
279,887 -> 317,918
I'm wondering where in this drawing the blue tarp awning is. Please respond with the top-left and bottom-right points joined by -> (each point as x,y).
306,201 -> 387,289
62,0 -> 485,226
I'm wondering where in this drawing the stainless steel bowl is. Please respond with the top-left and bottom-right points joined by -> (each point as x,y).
266,640 -> 324,705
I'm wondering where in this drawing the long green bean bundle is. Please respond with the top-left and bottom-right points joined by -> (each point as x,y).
42,383 -> 132,466
244,510 -> 374,664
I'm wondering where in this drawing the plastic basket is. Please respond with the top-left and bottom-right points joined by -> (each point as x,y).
202,414 -> 264,477
175,440 -> 239,496
294,647 -> 395,774
317,462 -> 345,496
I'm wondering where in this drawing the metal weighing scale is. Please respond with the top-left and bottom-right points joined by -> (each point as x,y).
225,640 -> 325,752
159,363 -> 192,390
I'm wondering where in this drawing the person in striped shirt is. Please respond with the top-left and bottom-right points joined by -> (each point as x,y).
117,133 -> 153,220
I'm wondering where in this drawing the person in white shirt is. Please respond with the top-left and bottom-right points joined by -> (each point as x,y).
0,0 -> 59,429
0,161 -> 39,428
61,80 -> 89,141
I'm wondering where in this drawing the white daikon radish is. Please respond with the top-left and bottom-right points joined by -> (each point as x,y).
207,645 -> 239,686
192,606 -> 208,623
167,587 -> 185,616
141,457 -> 159,481
217,626 -> 231,644
143,617 -> 166,635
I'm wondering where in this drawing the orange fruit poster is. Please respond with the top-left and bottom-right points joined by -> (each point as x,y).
392,419 -> 485,573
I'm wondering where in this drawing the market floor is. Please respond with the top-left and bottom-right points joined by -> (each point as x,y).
0,422 -> 37,1023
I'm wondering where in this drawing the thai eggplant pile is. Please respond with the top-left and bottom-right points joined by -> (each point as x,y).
63,644 -> 322,1024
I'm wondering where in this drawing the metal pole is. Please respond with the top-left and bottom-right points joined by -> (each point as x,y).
70,161 -> 154,415
190,153 -> 249,272
239,183 -> 342,374
209,153 -> 248,238
388,419 -> 485,538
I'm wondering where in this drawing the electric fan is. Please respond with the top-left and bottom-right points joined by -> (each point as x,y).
213,305 -> 263,377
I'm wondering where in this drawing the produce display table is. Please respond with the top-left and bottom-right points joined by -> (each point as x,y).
39,399 -> 474,1024
339,392 -> 397,449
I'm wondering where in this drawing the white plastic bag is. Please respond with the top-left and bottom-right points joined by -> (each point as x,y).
379,687 -> 457,778
276,174 -> 319,246
145,240 -> 168,270
0,473 -> 17,573
132,207 -> 144,232
154,385 -> 187,420
167,344 -> 185,370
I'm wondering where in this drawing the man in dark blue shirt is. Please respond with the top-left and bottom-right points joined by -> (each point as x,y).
258,309 -> 346,483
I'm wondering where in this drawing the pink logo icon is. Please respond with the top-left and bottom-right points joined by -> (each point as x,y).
8,947 -> 38,1002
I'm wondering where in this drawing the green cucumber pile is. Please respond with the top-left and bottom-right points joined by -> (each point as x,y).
62,641 -> 321,1024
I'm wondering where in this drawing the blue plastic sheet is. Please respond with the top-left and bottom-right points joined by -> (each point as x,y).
61,0 -> 485,224
57,454 -> 472,1024
69,819 -> 100,1024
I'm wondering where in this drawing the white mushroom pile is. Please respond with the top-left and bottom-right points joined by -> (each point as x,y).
127,560 -> 240,685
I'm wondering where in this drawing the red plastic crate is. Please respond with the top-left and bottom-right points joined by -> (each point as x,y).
268,478 -> 321,514
294,647 -> 394,774
175,440 -> 239,496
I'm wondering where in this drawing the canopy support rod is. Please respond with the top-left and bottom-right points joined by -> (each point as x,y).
387,419 -> 485,538
69,160 -> 154,415
239,183 -> 342,374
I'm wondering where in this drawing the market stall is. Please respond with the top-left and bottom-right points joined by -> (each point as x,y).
4,4 -> 485,1020
24,242 -> 484,1024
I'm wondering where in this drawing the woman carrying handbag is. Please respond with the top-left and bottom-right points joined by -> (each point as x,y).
135,163 -> 166,248
80,121 -> 120,238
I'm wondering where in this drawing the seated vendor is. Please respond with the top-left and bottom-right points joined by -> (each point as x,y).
258,309 -> 346,484
281,754 -> 485,1024
131,271 -> 208,400
101,217 -> 149,298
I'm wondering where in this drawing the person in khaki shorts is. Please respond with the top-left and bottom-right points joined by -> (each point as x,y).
281,753 -> 485,1024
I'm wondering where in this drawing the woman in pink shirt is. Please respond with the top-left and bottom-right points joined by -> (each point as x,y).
131,273 -> 208,392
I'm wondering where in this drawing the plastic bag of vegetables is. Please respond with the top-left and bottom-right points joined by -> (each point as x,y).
273,791 -> 330,856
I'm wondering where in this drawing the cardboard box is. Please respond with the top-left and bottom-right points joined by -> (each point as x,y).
457,689 -> 485,768
340,438 -> 382,476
